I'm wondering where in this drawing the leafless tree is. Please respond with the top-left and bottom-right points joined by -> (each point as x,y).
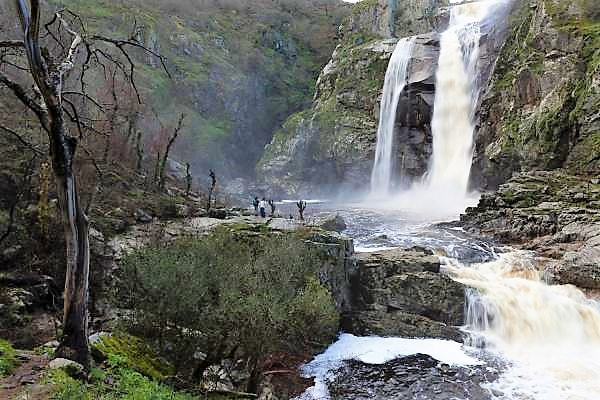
296,200 -> 307,221
158,113 -> 185,189
0,0 -> 169,368
207,169 -> 217,210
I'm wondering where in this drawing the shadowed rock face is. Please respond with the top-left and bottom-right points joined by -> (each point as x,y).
329,353 -> 499,400
340,247 -> 465,341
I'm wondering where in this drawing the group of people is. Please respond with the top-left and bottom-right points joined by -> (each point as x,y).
253,197 -> 273,218
252,197 -> 307,220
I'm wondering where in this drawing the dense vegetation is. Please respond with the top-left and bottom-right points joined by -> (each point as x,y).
118,227 -> 339,386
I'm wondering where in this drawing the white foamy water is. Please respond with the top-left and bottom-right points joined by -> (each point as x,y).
296,333 -> 481,400
444,252 -> 600,400
370,37 -> 415,196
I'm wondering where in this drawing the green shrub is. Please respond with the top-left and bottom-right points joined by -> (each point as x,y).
117,228 -> 339,374
0,338 -> 18,377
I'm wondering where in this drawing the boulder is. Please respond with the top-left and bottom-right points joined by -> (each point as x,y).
207,208 -> 227,219
133,209 -> 152,223
317,214 -> 347,232
344,248 -> 465,340
48,358 -> 85,378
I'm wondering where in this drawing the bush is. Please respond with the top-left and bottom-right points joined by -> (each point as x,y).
117,228 -> 339,375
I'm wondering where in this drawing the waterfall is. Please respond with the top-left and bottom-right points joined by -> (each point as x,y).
444,252 -> 600,399
370,37 -> 415,196
424,0 -> 494,195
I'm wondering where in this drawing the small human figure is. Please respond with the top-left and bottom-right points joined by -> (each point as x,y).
259,197 -> 267,218
253,196 -> 259,216
268,199 -> 276,216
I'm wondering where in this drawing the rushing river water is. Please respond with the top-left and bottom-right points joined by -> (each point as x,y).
280,200 -> 600,400
281,0 -> 600,397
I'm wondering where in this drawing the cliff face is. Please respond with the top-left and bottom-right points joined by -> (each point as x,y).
471,0 -> 600,189
0,0 -> 350,179
257,0 -> 449,197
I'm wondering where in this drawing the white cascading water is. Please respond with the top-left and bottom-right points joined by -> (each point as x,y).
370,37 -> 415,196
444,252 -> 600,399
425,1 -> 484,194
366,1 -> 506,219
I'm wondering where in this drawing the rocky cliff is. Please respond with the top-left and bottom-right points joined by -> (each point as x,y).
471,0 -> 600,189
256,1 -> 450,196
256,0 -> 514,197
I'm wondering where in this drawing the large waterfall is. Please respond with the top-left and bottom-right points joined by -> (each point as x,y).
370,37 -> 415,196
425,1 -> 486,194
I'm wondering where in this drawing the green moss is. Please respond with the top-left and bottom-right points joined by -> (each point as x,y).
92,333 -> 174,380
45,365 -> 197,400
0,338 -> 18,378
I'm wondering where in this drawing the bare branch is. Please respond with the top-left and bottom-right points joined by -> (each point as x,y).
0,70 -> 49,130
0,40 -> 24,49
0,124 -> 45,155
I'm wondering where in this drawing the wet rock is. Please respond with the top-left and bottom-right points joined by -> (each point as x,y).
344,248 -> 465,340
317,214 -> 347,232
329,354 -> 497,400
134,209 -> 152,223
207,208 -> 227,219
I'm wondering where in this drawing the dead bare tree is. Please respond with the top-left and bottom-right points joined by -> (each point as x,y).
158,113 -> 185,189
1,0 -> 169,368
185,162 -> 192,198
296,200 -> 307,221
207,169 -> 217,210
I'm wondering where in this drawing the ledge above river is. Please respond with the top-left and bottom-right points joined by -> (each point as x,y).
344,247 -> 466,341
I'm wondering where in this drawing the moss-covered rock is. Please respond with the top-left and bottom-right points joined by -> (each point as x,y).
91,333 -> 174,380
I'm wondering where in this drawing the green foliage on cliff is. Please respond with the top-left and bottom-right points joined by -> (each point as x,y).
118,227 -> 339,373
481,0 -> 600,181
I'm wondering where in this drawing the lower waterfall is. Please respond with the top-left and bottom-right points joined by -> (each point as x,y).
445,252 -> 600,399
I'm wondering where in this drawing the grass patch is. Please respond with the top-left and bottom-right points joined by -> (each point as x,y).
0,338 -> 18,378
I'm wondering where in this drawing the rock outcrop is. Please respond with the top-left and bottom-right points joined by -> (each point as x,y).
471,0 -> 600,190
462,170 -> 600,289
329,353 -> 498,400
343,248 -> 465,341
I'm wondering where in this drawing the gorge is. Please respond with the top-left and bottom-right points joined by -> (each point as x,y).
1,0 -> 600,399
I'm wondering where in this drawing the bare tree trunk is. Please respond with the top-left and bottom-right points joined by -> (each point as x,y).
158,113 -> 185,189
12,0 -> 90,368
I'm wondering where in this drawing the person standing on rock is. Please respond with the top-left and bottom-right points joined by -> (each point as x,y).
259,198 -> 267,218
253,196 -> 260,216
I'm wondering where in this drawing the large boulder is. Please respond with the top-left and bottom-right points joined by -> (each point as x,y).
343,248 -> 465,340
